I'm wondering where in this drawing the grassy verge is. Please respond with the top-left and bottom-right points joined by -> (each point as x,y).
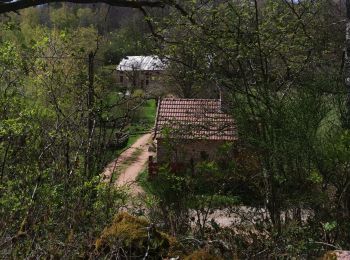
129,99 -> 157,134
142,99 -> 157,123
115,99 -> 157,154
136,169 -> 155,194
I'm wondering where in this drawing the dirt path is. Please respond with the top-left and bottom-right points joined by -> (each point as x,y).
101,133 -> 152,195
101,134 -> 264,228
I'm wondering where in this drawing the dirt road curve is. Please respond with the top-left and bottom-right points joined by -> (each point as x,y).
102,133 -> 152,195
101,133 -> 242,228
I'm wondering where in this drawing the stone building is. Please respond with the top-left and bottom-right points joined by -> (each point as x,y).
153,98 -> 237,164
116,56 -> 166,92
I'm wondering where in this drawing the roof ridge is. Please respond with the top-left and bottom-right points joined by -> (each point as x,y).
161,98 -> 220,101
125,55 -> 158,58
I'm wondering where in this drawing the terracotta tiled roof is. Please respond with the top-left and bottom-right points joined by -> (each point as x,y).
154,98 -> 237,141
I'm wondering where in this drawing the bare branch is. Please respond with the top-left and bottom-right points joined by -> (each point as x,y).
0,0 -> 165,14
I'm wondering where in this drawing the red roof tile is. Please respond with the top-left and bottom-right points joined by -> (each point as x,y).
154,98 -> 237,141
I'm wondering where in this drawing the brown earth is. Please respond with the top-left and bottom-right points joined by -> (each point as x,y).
101,133 -> 152,195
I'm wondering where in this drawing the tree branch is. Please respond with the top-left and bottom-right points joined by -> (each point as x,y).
0,0 -> 165,14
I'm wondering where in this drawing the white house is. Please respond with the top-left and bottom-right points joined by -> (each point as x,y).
116,56 -> 166,90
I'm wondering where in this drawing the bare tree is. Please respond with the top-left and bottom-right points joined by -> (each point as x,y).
344,0 -> 350,128
0,0 -> 164,14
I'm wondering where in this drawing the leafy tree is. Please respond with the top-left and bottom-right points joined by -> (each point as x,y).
0,18 -> 134,257
145,0 -> 349,256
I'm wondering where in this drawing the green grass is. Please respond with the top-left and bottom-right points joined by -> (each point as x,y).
142,99 -> 157,122
126,135 -> 142,149
130,99 -> 157,128
105,91 -> 121,104
136,168 -> 155,194
117,99 -> 157,152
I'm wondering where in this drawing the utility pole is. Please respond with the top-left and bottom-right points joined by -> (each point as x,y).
85,51 -> 95,177
344,0 -> 350,128
88,51 -> 95,137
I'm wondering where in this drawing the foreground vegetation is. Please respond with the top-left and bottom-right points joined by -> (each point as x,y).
1,0 -> 350,258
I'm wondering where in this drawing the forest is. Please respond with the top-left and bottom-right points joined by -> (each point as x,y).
0,0 -> 350,259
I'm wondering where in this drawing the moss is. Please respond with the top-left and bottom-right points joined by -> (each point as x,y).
95,212 -> 179,258
184,250 -> 223,260
322,252 -> 337,260
322,251 -> 349,260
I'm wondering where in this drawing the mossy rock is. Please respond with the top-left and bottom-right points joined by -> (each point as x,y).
323,251 -> 350,260
95,212 -> 178,258
184,250 -> 223,260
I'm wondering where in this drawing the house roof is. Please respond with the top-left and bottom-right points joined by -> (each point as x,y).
154,98 -> 237,141
116,56 -> 166,71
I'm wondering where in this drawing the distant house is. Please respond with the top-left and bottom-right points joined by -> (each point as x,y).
116,56 -> 166,90
152,98 -> 237,165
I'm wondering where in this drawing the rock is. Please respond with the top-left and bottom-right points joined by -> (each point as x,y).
95,212 -> 180,258
184,250 -> 223,260
323,250 -> 350,260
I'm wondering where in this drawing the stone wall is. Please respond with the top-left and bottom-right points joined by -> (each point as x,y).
156,138 -> 228,164
116,70 -> 163,91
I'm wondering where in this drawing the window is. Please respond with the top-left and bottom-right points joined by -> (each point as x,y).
120,75 -> 124,83
146,80 -> 149,86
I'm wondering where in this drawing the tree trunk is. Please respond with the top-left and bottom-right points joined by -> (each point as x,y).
344,0 -> 350,128
85,51 -> 95,177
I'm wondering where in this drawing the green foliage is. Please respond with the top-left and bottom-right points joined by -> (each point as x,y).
150,166 -> 189,209
0,15 -> 133,257
50,6 -> 78,29
1,0 -> 350,258
102,24 -> 151,64
323,221 -> 337,233
142,160 -> 240,238
151,0 -> 349,257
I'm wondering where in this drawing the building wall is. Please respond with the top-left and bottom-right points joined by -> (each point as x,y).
116,70 -> 163,91
156,138 -> 228,164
